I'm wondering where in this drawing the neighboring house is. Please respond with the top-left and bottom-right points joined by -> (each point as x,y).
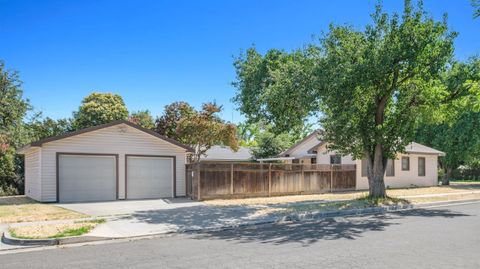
200,145 -> 252,162
274,131 -> 445,189
18,120 -> 194,203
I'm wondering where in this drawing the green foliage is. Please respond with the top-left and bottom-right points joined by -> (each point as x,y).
251,131 -> 293,159
155,101 -> 195,138
236,122 -> 260,147
0,61 -> 30,194
473,0 -> 480,18
318,0 -> 456,161
233,47 -> 320,134
415,58 -> 480,183
129,110 -> 155,130
157,101 -> 239,161
72,93 -> 128,130
26,115 -> 72,141
233,0 -> 458,197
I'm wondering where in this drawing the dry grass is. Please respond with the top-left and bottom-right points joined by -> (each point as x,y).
0,196 -> 86,223
205,184 -> 480,206
9,221 -> 100,239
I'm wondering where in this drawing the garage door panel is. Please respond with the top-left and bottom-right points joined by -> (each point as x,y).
59,155 -> 117,202
127,156 -> 173,199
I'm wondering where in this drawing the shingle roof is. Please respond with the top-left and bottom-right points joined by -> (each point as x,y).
17,120 -> 194,153
201,145 -> 253,161
404,142 -> 446,156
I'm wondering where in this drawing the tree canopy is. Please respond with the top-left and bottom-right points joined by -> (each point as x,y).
234,0 -> 460,197
156,101 -> 239,161
72,93 -> 129,130
129,110 -> 155,130
415,58 -> 480,184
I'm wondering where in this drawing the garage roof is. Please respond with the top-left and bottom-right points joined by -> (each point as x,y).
18,120 -> 194,153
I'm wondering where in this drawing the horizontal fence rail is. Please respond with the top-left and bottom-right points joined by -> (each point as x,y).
186,162 -> 356,200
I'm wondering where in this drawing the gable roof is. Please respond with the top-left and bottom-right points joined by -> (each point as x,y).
18,120 -> 194,153
279,130 -> 321,157
404,142 -> 445,156
201,145 -> 252,161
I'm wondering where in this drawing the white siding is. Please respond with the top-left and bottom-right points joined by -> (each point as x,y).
39,124 -> 188,202
288,135 -> 319,158
24,147 -> 42,201
356,153 -> 438,189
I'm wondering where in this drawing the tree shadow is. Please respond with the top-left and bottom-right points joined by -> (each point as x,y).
187,207 -> 470,246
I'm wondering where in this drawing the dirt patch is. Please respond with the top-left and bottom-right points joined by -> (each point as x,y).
0,196 -> 86,223
205,185 -> 480,206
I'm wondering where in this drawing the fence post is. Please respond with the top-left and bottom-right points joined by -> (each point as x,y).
300,164 -> 304,194
230,163 -> 234,194
268,163 -> 272,197
197,162 -> 201,200
330,164 -> 333,193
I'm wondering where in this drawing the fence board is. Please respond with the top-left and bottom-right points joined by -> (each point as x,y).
185,162 -> 356,200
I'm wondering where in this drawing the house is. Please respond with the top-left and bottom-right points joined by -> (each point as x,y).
272,131 -> 445,189
201,145 -> 253,162
17,120 -> 194,203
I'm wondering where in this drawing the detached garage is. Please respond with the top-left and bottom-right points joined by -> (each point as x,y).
18,120 -> 193,203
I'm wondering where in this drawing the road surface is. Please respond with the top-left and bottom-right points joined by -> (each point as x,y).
2,202 -> 479,268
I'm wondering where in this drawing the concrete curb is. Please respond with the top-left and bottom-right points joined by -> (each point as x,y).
1,230 -> 114,247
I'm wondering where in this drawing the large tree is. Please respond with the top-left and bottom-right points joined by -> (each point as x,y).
415,58 -> 480,185
0,61 -> 30,194
234,0 -> 458,197
72,93 -> 129,130
156,101 -> 238,161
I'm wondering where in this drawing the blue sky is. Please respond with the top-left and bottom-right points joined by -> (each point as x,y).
1,0 -> 479,123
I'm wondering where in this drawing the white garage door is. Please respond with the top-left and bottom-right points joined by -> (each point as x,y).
58,154 -> 117,203
126,156 -> 173,199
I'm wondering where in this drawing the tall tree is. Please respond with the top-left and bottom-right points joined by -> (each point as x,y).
72,93 -> 128,129
157,101 -> 238,161
129,110 -> 155,130
0,61 -> 30,193
234,0 -> 457,197
415,58 -> 480,185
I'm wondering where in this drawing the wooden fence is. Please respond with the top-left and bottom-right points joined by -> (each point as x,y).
185,162 -> 356,200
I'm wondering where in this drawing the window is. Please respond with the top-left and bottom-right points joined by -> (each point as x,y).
330,155 -> 341,165
418,157 -> 426,176
292,159 -> 299,164
386,159 -> 395,177
361,159 -> 368,177
311,157 -> 317,164
402,157 -> 410,171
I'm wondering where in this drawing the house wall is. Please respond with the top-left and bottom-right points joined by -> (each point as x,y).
287,135 -> 320,158
356,153 -> 438,190
35,123 -> 187,202
24,147 -> 42,201
315,144 -> 356,165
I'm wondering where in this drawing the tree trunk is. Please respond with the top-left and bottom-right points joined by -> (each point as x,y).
366,144 -> 387,198
442,167 -> 452,185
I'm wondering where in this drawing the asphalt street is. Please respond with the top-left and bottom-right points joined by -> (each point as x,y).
2,202 -> 479,269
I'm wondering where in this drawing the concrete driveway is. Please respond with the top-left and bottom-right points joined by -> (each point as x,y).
57,198 -> 203,216
56,198 -> 263,238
